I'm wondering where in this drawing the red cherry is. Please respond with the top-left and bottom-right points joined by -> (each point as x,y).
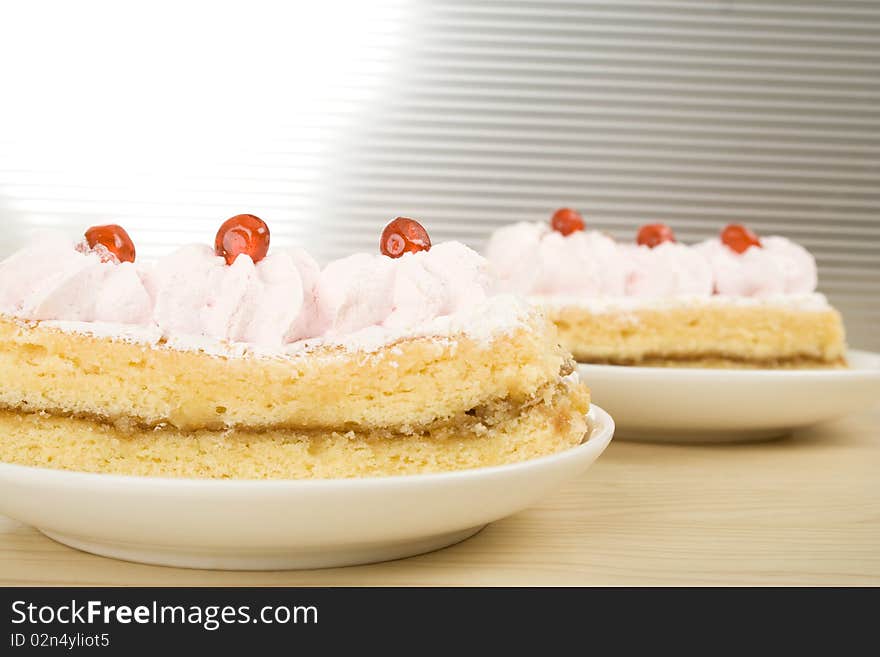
380,217 -> 431,258
84,224 -> 136,263
550,208 -> 585,236
215,214 -> 270,265
721,223 -> 761,254
637,223 -> 676,248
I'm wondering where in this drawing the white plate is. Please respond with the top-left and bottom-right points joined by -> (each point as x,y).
578,350 -> 880,443
0,406 -> 614,571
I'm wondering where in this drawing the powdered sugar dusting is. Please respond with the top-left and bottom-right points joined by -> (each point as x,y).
534,292 -> 832,314
38,320 -> 164,344
288,294 -> 532,355
31,294 -> 533,359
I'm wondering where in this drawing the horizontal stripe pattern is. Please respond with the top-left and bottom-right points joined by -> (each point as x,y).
0,0 -> 877,348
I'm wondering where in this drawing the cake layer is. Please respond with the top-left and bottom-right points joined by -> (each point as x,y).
0,311 -> 568,432
0,381 -> 590,479
546,300 -> 846,367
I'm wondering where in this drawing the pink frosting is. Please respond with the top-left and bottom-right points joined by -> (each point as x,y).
622,242 -> 713,297
486,222 -> 626,296
486,222 -> 818,300
695,236 -> 817,297
0,235 -> 495,349
316,241 -> 491,334
0,235 -> 152,324
150,245 -> 318,348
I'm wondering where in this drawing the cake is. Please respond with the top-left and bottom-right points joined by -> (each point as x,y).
486,209 -> 846,368
0,216 -> 589,479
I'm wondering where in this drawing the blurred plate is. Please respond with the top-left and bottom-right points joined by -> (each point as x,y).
578,350 -> 880,443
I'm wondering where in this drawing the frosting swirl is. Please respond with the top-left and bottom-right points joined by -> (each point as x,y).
486,222 -> 818,300
0,235 -> 152,324
150,244 -> 317,348
622,242 -> 713,297
316,241 -> 491,334
695,236 -> 817,297
0,235 -> 498,351
486,222 -> 626,296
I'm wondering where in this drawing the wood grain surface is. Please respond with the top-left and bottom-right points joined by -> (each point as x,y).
1,409 -> 877,586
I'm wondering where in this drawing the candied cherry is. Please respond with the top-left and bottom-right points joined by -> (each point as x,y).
380,217 -> 431,258
215,214 -> 270,265
84,224 -> 136,263
721,223 -> 761,254
550,207 -> 585,236
637,223 -> 676,248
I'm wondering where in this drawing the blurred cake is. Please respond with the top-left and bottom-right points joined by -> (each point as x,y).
0,217 -> 589,479
486,209 -> 846,368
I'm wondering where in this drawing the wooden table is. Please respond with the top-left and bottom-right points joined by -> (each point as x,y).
1,409 -> 877,586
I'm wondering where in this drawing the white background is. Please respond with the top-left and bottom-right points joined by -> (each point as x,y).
0,0 -> 877,348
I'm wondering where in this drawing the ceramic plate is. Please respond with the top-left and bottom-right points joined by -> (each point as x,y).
0,405 -> 614,571
578,350 -> 880,443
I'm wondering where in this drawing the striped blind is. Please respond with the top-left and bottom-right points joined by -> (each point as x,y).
0,1 -> 877,348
